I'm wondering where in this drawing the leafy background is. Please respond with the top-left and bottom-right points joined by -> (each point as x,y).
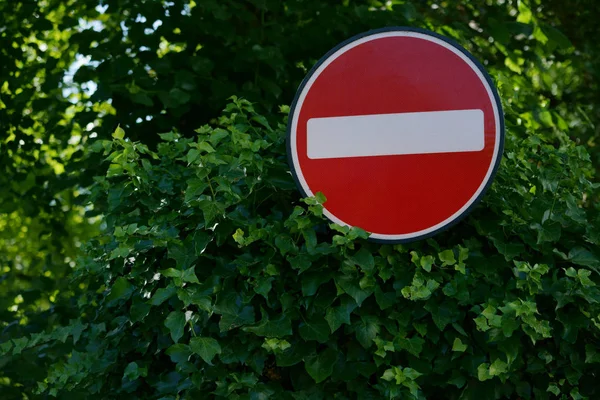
1,0 -> 600,399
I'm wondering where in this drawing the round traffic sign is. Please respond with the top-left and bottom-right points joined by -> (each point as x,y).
287,27 -> 504,243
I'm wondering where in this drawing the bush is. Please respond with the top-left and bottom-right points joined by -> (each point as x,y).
5,97 -> 600,399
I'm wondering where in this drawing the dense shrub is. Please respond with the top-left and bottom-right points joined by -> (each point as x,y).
3,1 -> 600,397
2,96 -> 597,399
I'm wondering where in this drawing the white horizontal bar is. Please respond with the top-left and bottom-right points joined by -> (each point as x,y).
307,109 -> 484,159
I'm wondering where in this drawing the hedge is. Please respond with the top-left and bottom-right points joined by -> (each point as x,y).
4,96 -> 600,399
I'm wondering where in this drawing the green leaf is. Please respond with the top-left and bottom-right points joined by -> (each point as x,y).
254,276 -> 274,299
532,221 -> 561,244
168,243 -> 197,270
107,277 -> 134,302
438,250 -> 456,266
190,337 -> 222,364
381,369 -> 395,382
301,271 -> 331,296
547,384 -> 561,396
403,367 -> 423,380
452,338 -> 468,352
181,267 -> 200,283
577,269 -> 595,287
11,337 -> 28,355
335,274 -> 372,306
420,255 -> 434,272
477,363 -> 492,381
275,234 -> 296,256
489,358 -> 508,376
585,344 -> 600,363
113,126 -> 125,140
177,289 -> 211,311
501,314 -> 520,337
0,341 -> 13,356
304,348 -> 338,383
355,316 -> 380,349
165,311 -> 186,343
374,286 -> 396,310
166,344 -> 192,364
150,285 -> 177,306
299,315 -> 330,343
198,141 -> 215,153
243,311 -> 292,337
302,228 -> 317,252
185,178 -> 209,203
192,231 -> 212,255
124,362 -> 147,380
187,148 -> 200,164
325,296 -> 357,333
219,306 -> 255,332
569,247 -> 600,268
131,92 -> 153,106
106,163 -> 124,177
350,248 -> 375,272
276,341 -> 314,367
396,336 -> 425,357
130,302 -> 151,323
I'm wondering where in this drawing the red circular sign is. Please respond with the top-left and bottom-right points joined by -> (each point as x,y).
287,27 -> 504,243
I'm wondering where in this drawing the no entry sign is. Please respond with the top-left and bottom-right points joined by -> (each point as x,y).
287,27 -> 504,243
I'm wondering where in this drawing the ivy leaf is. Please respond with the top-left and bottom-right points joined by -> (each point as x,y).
325,296 -> 357,333
167,243 -> 197,270
304,348 -> 338,383
276,340 -> 315,367
585,344 -> 600,363
355,316 -> 380,349
11,337 -> 28,355
198,141 -> 215,153
177,289 -> 211,311
187,148 -> 201,164
452,338 -> 468,352
350,248 -> 375,272
185,179 -> 209,203
275,234 -> 296,256
166,344 -> 192,364
531,221 -> 561,244
150,285 -> 177,306
299,315 -> 330,343
243,310 -> 292,337
420,255 -> 434,272
490,237 -> 525,261
219,306 -> 255,332
165,311 -> 186,343
181,267 -> 200,283
335,274 -> 373,306
374,286 -> 396,310
0,341 -> 13,355
130,302 -> 151,323
477,363 -> 492,381
568,247 -> 600,269
160,266 -> 199,283
107,277 -> 134,302
489,358 -> 508,376
301,271 -> 332,296
302,228 -> 317,252
190,337 -> 222,364
396,336 -> 425,357
438,249 -> 456,266
123,362 -> 147,381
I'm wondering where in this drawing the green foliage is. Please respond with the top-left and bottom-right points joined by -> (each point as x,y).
2,0 -> 600,398
1,97 -> 596,399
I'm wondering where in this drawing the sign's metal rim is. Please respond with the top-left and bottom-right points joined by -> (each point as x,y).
286,26 -> 505,244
